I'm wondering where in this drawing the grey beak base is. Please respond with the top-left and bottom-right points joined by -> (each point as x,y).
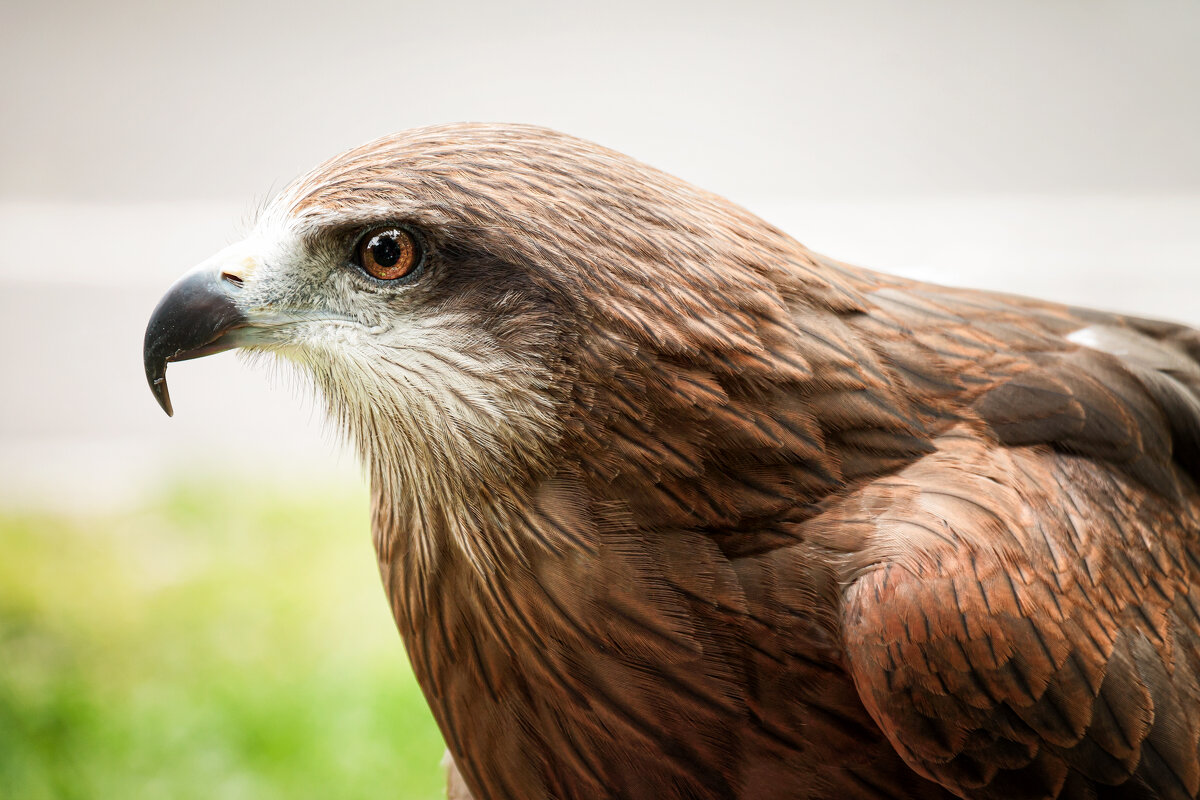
143,270 -> 248,417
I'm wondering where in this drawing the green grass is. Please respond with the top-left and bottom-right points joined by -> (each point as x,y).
0,480 -> 446,799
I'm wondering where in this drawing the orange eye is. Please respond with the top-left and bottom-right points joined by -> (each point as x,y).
355,226 -> 420,281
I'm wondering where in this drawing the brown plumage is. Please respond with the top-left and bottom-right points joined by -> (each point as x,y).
144,124 -> 1200,800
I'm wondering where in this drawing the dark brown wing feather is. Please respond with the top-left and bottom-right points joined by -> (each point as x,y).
840,432 -> 1200,799
830,278 -> 1200,800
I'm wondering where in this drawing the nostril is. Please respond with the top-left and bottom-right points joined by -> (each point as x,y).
221,272 -> 245,288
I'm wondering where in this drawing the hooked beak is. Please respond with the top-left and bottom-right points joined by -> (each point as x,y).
144,244 -> 259,416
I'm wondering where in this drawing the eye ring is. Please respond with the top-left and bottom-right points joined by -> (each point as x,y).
351,225 -> 423,282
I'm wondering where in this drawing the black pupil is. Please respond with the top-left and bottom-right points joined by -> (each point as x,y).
368,233 -> 402,268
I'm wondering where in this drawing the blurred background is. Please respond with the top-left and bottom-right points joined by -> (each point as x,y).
1,0 -> 1198,797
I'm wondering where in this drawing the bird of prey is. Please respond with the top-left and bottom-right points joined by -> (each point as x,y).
144,124 -> 1200,800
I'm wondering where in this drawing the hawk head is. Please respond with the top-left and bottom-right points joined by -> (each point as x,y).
144,123 -> 862,568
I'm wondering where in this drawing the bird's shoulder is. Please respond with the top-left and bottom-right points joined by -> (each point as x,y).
846,265 -> 1200,497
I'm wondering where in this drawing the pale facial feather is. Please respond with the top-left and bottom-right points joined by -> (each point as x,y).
233,195 -> 566,574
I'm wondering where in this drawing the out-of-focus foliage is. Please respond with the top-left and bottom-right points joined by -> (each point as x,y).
0,480 -> 445,799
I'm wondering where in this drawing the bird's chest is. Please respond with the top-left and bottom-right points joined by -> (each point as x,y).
396,544 -> 748,799
389,539 -> 946,800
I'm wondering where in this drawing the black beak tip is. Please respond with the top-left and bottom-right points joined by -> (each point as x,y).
144,329 -> 175,417
150,374 -> 174,417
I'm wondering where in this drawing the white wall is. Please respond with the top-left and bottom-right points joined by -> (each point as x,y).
4,0 -> 1199,203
